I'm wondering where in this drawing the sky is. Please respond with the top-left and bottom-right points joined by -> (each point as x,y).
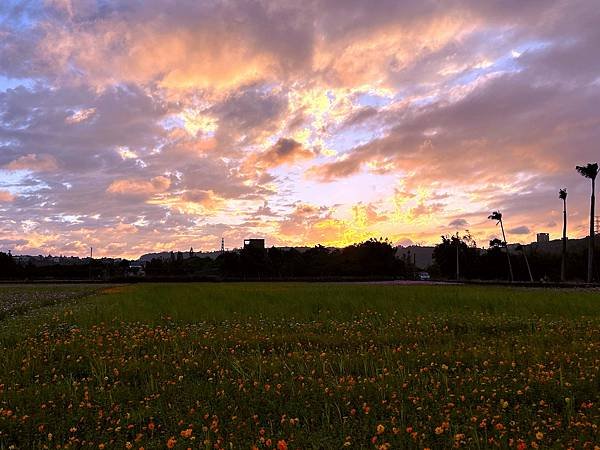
1,0 -> 599,258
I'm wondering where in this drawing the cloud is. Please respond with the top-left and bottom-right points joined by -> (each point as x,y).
65,107 -> 96,124
0,238 -> 27,247
209,88 -> 289,145
0,191 -> 15,202
255,138 -> 315,169
508,226 -> 531,235
4,154 -> 58,171
0,0 -> 599,257
180,189 -> 223,209
107,176 -> 171,198
278,202 -> 341,243
352,202 -> 387,226
20,1 -> 315,91
449,218 -> 469,228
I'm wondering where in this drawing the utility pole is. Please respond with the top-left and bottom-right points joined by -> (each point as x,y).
221,238 -> 225,254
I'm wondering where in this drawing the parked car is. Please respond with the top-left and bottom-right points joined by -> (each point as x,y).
417,271 -> 430,281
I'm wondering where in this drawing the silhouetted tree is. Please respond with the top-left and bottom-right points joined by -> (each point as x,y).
432,232 -> 479,279
576,163 -> 598,282
214,239 -> 408,279
0,252 -> 19,279
217,251 -> 243,276
340,238 -> 400,276
479,239 -> 511,280
488,211 -> 513,282
559,188 -> 568,281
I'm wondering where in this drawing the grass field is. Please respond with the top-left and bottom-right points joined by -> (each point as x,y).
0,283 -> 598,449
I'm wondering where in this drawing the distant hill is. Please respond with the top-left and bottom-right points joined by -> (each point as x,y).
138,250 -> 223,262
510,235 -> 597,255
396,245 -> 435,269
138,246 -> 331,262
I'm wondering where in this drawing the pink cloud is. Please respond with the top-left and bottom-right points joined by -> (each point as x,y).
107,176 -> 171,198
0,191 -> 15,202
4,154 -> 58,172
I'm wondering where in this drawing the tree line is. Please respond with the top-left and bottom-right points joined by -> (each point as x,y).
145,238 -> 410,280
0,253 -> 129,280
434,162 -> 599,283
431,231 -> 598,282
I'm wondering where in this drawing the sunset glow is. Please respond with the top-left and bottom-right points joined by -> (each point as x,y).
1,0 -> 599,257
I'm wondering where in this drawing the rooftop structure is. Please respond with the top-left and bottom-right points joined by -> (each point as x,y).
244,239 -> 265,250
536,233 -> 550,244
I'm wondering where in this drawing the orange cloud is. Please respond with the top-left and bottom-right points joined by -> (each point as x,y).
314,16 -> 475,88
352,203 -> 387,228
39,16 -> 280,92
181,189 -> 223,209
107,176 -> 171,198
4,154 -> 58,172
0,191 -> 15,202
277,202 -> 387,247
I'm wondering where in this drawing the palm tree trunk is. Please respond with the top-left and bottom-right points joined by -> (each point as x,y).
499,219 -> 514,282
561,198 -> 567,282
588,179 -> 595,283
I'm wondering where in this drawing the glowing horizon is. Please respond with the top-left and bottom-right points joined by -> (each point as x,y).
1,0 -> 599,259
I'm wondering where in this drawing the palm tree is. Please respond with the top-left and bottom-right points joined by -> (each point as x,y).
576,163 -> 598,283
559,188 -> 568,282
488,211 -> 513,282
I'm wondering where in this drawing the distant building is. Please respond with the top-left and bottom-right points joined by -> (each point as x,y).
244,239 -> 265,250
537,233 -> 550,244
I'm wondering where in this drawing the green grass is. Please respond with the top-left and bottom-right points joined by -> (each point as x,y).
0,283 -> 598,449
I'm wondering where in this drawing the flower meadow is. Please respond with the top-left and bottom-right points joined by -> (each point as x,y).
0,283 -> 598,449
0,285 -> 102,321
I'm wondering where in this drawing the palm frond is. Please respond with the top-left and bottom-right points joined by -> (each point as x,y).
559,188 -> 567,200
488,211 -> 502,223
576,163 -> 599,180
